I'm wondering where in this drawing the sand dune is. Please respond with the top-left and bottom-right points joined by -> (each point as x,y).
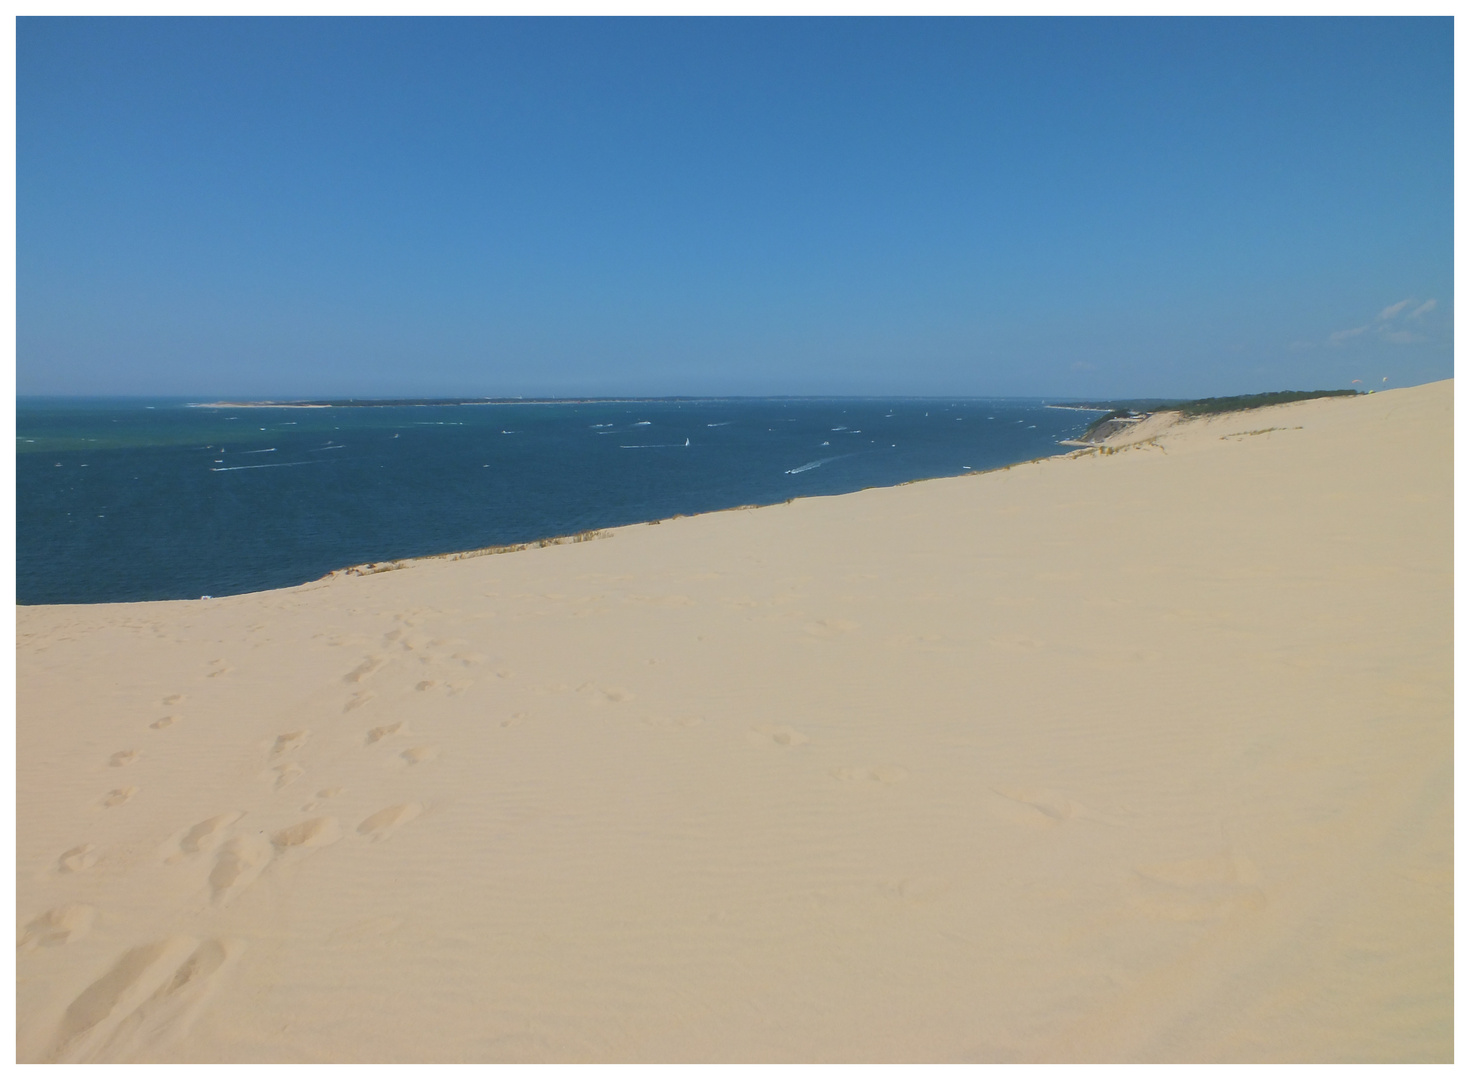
16,380 -> 1452,1062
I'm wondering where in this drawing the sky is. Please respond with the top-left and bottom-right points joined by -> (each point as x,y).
17,17 -> 1454,400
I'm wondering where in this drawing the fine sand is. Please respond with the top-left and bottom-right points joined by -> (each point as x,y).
16,380 -> 1452,1062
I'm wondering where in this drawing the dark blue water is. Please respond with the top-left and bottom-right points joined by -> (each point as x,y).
17,397 -> 1102,605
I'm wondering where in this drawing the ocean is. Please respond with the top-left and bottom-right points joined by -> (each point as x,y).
17,397 -> 1102,605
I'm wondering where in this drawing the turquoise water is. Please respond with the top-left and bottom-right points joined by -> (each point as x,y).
17,397 -> 1100,604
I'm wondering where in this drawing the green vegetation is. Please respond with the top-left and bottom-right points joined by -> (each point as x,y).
1167,389 -> 1360,416
1064,388 -> 1361,419
1074,389 -> 1359,443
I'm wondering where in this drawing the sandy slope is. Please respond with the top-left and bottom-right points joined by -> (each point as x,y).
16,380 -> 1452,1063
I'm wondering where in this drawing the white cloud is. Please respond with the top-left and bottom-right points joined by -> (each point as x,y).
1380,329 -> 1423,344
1323,296 -> 1440,348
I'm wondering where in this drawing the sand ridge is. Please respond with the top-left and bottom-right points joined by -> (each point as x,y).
16,380 -> 1452,1062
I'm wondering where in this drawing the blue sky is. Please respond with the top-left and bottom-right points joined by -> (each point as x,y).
18,17 -> 1453,399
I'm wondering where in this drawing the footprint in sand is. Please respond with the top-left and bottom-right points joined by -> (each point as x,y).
205,663 -> 232,679
178,815 -> 240,853
1129,851 -> 1264,921
208,836 -> 272,904
20,903 -> 97,948
270,763 -> 304,790
343,691 -> 374,713
575,683 -> 632,705
101,787 -> 138,808
343,657 -> 385,685
164,812 -> 244,863
302,786 -> 345,812
400,746 -> 438,766
748,725 -> 810,748
414,680 -> 437,692
271,817 -> 342,853
988,787 -> 1120,828
108,750 -> 139,768
41,935 -> 245,1063
150,716 -> 177,730
501,712 -> 526,728
162,695 -> 184,706
270,731 -> 309,758
831,766 -> 908,784
57,845 -> 99,874
364,723 -> 403,746
357,802 -> 423,841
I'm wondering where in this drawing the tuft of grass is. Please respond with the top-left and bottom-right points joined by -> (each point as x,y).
322,528 -> 614,579
1220,425 -> 1303,440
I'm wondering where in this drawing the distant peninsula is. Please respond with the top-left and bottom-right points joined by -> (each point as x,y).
192,396 -> 813,408
1061,388 -> 1364,445
192,398 -> 523,408
196,388 -> 1366,412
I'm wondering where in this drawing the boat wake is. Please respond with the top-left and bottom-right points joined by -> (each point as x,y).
785,454 -> 849,475
209,461 -> 318,473
620,438 -> 691,449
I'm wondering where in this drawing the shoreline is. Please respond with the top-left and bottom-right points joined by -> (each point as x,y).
17,382 -> 1451,1061
17,440 -> 1122,609
20,450 -> 1084,610
8,397 -> 1374,608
